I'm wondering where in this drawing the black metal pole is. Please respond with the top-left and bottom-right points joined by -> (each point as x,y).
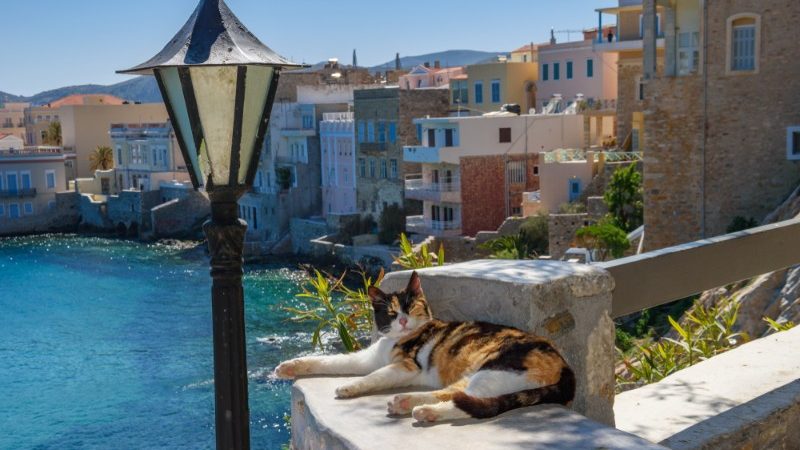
204,188 -> 250,450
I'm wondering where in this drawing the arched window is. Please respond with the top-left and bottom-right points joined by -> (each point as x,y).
727,14 -> 760,74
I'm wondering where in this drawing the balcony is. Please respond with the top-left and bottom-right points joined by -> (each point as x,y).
404,145 -> 443,163
280,126 -> 316,138
404,177 -> 461,203
594,37 -> 665,53
406,215 -> 462,237
0,188 -> 37,199
360,142 -> 388,153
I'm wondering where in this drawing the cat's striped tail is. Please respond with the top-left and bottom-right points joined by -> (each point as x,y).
452,367 -> 576,419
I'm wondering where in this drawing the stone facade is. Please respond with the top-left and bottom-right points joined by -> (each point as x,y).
150,190 -> 210,239
354,88 -> 450,222
0,191 -> 80,236
643,0 -> 800,250
549,213 -> 592,259
460,153 -> 540,237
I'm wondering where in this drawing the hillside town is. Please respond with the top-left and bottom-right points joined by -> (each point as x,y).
2,0 -> 800,448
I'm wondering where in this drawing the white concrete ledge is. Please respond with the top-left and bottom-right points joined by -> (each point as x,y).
615,326 -> 800,449
291,377 -> 667,450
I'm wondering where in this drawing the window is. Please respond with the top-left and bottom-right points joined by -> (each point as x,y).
416,124 -> 423,143
499,127 -> 511,143
445,129 -> 454,147
380,160 -> 388,178
730,16 -> 757,72
566,61 -> 573,80
533,165 -> 539,176
8,203 -> 19,219
117,146 -> 123,165
452,80 -> 468,104
506,161 -> 525,184
20,172 -> 31,190
474,81 -> 483,104
678,32 -> 700,75
369,159 -> 376,178
636,76 -> 645,101
427,129 -> 436,147
388,122 -> 397,143
639,13 -> 662,38
252,207 -> 258,230
390,159 -> 398,179
359,158 -> 366,177
46,170 -> 56,189
491,79 -> 501,103
6,173 -> 17,193
23,202 -> 33,215
367,121 -> 375,142
542,64 -> 549,81
358,121 -> 366,143
553,63 -> 560,80
787,127 -> 800,160
586,59 -> 594,78
378,122 -> 386,143
302,115 -> 314,129
632,128 -> 641,151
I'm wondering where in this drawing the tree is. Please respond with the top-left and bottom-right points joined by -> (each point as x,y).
480,214 -> 549,260
43,121 -> 62,146
575,220 -> 630,261
604,164 -> 643,232
89,146 -> 114,171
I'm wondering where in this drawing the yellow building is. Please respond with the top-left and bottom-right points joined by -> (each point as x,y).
0,102 -> 29,143
0,147 -> 71,226
450,60 -> 539,116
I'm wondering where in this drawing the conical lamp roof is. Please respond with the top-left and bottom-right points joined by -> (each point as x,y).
118,0 -> 304,75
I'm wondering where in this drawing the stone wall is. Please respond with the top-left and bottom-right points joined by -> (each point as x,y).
290,218 -> 329,254
0,191 -> 80,236
549,213 -> 592,259
616,61 -> 643,142
643,0 -> 800,250
460,153 -> 540,237
150,190 -> 210,239
107,190 -> 162,232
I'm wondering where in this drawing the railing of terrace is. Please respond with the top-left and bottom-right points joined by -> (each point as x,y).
600,217 -> 800,318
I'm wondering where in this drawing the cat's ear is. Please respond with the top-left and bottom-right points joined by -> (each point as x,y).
368,286 -> 387,306
406,271 -> 423,298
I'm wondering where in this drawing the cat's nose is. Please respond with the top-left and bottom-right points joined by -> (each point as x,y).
399,317 -> 408,327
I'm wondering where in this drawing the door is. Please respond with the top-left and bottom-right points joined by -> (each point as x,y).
6,173 -> 17,194
427,129 -> 436,147
569,178 -> 582,202
445,129 -> 454,147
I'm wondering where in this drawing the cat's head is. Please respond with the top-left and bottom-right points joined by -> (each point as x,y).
368,271 -> 432,339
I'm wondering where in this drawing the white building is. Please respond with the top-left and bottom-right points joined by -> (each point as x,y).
320,112 -> 356,217
110,122 -> 188,192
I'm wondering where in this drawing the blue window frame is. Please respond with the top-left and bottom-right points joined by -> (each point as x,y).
388,122 -> 397,143
554,63 -> 561,80
416,124 -> 423,143
566,61 -> 573,79
358,121 -> 365,143
474,81 -> 483,104
491,79 -> 501,103
542,64 -> 549,81
587,59 -> 594,78
378,122 -> 386,143
367,121 -> 375,143
569,179 -> 582,202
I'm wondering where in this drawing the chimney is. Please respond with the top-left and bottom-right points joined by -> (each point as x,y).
434,60 -> 441,69
395,53 -> 401,71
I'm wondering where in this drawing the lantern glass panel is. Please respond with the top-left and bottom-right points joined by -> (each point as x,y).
190,65 -> 238,186
238,65 -> 274,184
158,67 -> 205,185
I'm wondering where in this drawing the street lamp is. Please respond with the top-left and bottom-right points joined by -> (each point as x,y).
118,1 -> 302,449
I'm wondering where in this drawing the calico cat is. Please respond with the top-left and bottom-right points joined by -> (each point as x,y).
274,271 -> 575,423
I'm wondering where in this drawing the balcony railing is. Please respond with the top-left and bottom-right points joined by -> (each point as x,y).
429,220 -> 461,231
405,178 -> 460,193
0,188 -> 37,199
360,142 -> 388,152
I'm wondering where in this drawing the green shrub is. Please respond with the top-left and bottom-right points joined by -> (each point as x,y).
604,164 -> 643,232
480,215 -> 549,260
393,233 -> 444,269
575,219 -> 630,261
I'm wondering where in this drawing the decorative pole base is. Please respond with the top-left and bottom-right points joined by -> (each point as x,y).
204,188 -> 250,450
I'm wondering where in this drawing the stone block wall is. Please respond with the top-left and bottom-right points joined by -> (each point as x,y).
381,261 -> 617,426
643,0 -> 800,250
290,218 -> 330,254
460,153 -> 540,237
549,213 -> 592,259
0,191 -> 80,236
150,190 -> 210,238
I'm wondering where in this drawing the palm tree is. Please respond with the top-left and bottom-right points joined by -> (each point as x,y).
89,146 -> 114,171
43,121 -> 62,146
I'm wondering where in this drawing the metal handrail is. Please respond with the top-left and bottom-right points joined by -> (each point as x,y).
600,218 -> 800,318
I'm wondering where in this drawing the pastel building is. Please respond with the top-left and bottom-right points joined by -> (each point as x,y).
0,102 -> 29,143
398,63 -> 465,90
320,112 -> 357,217
109,122 -> 189,192
404,113 -> 586,237
0,146 -> 71,229
450,60 -> 539,116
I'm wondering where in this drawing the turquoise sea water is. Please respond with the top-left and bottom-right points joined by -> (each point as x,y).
0,235 -> 311,450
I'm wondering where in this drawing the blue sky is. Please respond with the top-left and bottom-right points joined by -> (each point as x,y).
4,0 -> 617,97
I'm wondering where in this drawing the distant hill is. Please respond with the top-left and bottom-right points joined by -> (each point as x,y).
369,49 -> 508,71
1,49 -> 510,106
1,77 -> 162,106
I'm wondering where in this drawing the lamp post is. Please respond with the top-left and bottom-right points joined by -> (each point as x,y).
119,1 -> 302,449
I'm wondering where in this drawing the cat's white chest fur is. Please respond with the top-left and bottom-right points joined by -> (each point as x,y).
414,339 -> 443,388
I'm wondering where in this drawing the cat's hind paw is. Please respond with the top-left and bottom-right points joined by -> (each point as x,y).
335,383 -> 362,399
412,405 -> 441,423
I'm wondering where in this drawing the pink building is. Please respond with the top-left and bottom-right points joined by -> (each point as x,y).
320,112 -> 357,217
398,64 -> 465,90
537,34 -> 618,113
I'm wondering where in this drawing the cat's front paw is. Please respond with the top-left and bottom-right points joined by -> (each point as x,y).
274,359 -> 311,380
335,383 -> 363,399
387,394 -> 414,415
